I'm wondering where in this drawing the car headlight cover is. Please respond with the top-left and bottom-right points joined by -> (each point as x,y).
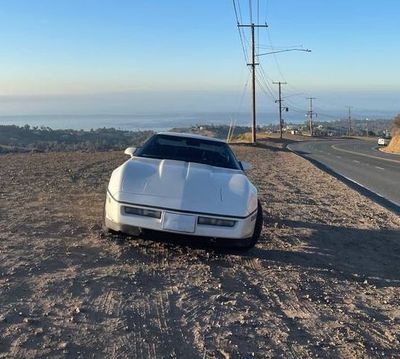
123,206 -> 161,219
197,216 -> 236,227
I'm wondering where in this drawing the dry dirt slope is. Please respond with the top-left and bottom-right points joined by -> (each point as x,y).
0,141 -> 399,358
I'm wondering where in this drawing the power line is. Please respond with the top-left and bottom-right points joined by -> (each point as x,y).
258,44 -> 305,50
250,9 -> 347,122
256,76 -> 276,101
258,62 -> 275,83
232,0 -> 239,21
249,0 -> 253,23
266,28 -> 286,82
283,96 -> 307,112
236,0 -> 244,23
229,73 -> 251,128
283,92 -> 305,99
264,0 -> 268,23
232,0 -> 249,62
284,95 -> 344,121
257,0 -> 260,56
257,65 -> 277,100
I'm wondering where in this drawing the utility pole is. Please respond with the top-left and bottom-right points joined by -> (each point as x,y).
307,97 -> 316,136
238,22 -> 268,143
347,106 -> 352,136
273,81 -> 287,139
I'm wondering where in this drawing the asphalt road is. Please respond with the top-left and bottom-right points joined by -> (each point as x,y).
288,138 -> 400,207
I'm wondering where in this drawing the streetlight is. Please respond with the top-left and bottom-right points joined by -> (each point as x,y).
256,48 -> 312,57
256,48 -> 311,138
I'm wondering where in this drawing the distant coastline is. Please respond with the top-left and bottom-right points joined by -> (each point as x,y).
0,117 -> 393,154
0,112 -> 394,132
0,113 -> 274,132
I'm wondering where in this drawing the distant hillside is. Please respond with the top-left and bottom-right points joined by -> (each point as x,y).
0,125 -> 153,153
0,124 -> 255,154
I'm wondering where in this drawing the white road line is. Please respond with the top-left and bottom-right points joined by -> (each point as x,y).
352,160 -> 360,163
375,166 -> 385,170
331,144 -> 400,164
336,155 -> 342,159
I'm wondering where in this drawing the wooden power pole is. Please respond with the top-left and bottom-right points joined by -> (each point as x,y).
347,106 -> 352,136
307,97 -> 316,136
273,81 -> 287,139
238,22 -> 268,144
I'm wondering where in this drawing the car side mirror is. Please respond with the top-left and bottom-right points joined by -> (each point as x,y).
124,147 -> 136,157
240,161 -> 252,171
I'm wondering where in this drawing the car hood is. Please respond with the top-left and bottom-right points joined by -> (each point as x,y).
108,157 -> 257,217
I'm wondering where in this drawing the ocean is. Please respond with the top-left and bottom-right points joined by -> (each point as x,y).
0,112 -> 287,131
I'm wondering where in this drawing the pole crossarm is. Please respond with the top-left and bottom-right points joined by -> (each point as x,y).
238,23 -> 268,28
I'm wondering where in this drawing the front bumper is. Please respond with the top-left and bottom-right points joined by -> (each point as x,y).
104,192 -> 257,239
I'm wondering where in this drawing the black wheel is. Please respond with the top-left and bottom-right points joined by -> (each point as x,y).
237,200 -> 263,251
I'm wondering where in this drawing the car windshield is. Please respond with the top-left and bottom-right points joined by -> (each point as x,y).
135,134 -> 241,170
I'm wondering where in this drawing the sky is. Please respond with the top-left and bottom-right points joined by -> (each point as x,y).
0,0 -> 399,119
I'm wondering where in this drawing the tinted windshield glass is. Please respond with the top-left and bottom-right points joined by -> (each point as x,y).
135,134 -> 241,170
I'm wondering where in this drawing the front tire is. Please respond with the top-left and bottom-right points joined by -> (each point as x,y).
237,200 -> 263,251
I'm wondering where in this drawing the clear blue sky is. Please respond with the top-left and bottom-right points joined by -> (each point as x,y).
0,0 -> 399,117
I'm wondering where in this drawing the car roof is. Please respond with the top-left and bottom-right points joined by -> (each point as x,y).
157,131 -> 226,143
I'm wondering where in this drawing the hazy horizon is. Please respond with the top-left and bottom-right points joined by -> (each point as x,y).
0,1 -> 399,122
0,91 -> 400,118
0,110 -> 395,133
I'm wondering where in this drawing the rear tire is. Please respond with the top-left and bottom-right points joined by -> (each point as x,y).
236,200 -> 263,251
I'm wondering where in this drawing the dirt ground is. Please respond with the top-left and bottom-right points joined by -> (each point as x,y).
1,139 -> 400,358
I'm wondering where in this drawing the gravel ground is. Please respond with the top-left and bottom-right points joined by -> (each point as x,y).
0,140 -> 399,358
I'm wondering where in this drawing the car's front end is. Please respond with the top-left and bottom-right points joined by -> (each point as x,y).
104,188 -> 258,239
104,133 -> 262,248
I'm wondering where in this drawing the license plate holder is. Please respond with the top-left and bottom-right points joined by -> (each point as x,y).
162,212 -> 195,233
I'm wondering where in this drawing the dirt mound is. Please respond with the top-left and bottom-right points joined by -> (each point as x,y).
383,134 -> 400,153
382,114 -> 400,154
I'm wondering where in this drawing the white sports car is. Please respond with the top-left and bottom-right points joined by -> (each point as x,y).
104,132 -> 263,249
